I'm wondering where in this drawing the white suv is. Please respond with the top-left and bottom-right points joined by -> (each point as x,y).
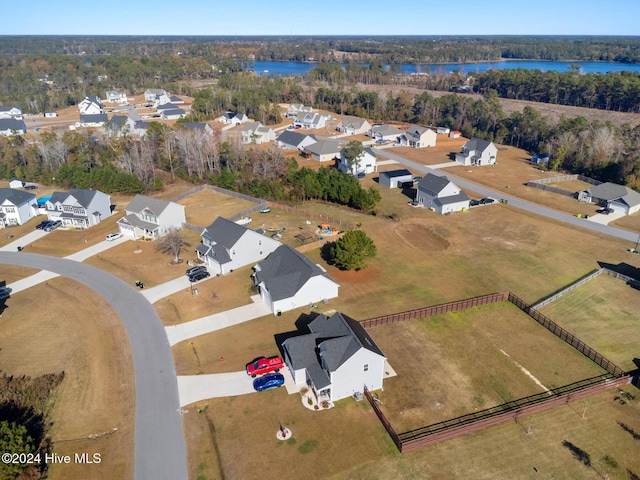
106,232 -> 123,241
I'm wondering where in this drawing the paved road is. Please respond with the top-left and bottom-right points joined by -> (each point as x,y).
0,252 -> 188,480
376,149 -> 640,243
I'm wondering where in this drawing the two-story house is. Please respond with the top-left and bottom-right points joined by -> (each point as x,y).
0,119 -> 27,136
336,117 -> 372,136
0,106 -> 23,120
195,217 -> 281,276
337,146 -> 377,176
78,95 -> 105,115
398,125 -> 437,148
117,194 -> 186,239
45,189 -> 111,228
415,173 -> 469,214
105,91 -> 128,104
281,312 -> 386,403
144,89 -> 170,106
241,121 -> 276,144
0,188 -> 38,228
455,138 -> 498,166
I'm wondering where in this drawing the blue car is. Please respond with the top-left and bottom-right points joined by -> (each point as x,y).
253,373 -> 285,392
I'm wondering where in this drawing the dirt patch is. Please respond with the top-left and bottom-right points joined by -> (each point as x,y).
393,222 -> 450,251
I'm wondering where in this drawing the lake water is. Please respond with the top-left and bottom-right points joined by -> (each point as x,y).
253,60 -> 640,76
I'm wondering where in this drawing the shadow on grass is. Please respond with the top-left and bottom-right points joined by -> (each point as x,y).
617,421 -> 640,441
562,440 -> 591,467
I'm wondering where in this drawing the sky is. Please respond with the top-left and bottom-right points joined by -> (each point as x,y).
3,0 -> 640,36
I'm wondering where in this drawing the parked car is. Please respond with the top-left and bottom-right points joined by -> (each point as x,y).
43,220 -> 62,232
480,198 -> 495,205
253,373 -> 285,392
186,265 -> 207,276
24,185 -> 37,190
188,270 -> 210,282
105,232 -> 123,241
36,220 -> 53,230
413,176 -> 423,182
246,356 -> 284,378
469,199 -> 481,207
259,207 -> 271,214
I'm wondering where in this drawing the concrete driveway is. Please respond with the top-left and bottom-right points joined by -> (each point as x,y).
587,210 -> 625,225
141,275 -> 194,303
0,229 -> 47,251
165,295 -> 271,346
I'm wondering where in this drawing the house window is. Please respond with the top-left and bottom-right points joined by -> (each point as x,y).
364,364 -> 369,372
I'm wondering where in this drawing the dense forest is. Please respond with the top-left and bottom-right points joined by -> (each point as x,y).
0,36 -> 639,195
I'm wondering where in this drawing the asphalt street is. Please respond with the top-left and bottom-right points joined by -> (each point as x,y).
0,252 -> 188,480
376,149 -> 640,243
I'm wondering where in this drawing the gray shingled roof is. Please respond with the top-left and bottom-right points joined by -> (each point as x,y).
417,173 -> 451,195
380,169 -> 412,179
0,118 -> 26,132
464,138 -> 493,153
276,130 -> 311,147
181,122 -> 208,131
370,124 -> 403,136
0,188 -> 35,206
156,103 -> 177,111
434,191 -> 470,206
80,113 -> 107,124
125,194 -> 172,216
48,188 -> 99,208
255,245 -> 336,301
161,108 -> 185,117
202,217 -> 247,247
304,140 -> 341,156
118,213 -> 159,232
586,183 -> 640,206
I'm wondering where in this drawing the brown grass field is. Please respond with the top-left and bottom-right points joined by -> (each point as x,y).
177,188 -> 258,227
0,278 -> 134,480
539,273 -> 640,372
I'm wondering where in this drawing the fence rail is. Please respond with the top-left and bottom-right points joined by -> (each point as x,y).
509,293 -> 626,377
526,174 -> 601,196
360,292 -> 508,328
532,269 -> 603,309
363,386 -> 401,451
269,201 -> 358,231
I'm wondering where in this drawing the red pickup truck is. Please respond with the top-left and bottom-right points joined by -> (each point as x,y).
246,356 -> 284,378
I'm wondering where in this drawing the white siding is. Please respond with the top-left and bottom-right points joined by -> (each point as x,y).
213,231 -> 281,274
329,349 -> 385,401
269,275 -> 339,314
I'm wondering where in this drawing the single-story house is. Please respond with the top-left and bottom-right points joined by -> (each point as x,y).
455,138 -> 497,166
196,217 -> 281,276
281,311 -> 386,403
0,106 -> 23,120
117,194 -> 186,240
449,130 -> 461,139
577,183 -> 640,215
78,95 -> 104,115
531,153 -> 550,165
275,130 -> 317,151
105,91 -> 128,104
0,188 -> 38,228
0,118 -> 27,136
415,173 -> 470,214
9,178 -> 24,189
78,113 -> 108,128
293,112 -> 327,130
367,124 -> 403,143
216,112 -> 249,125
398,125 -> 437,148
241,121 -> 276,144
337,146 -> 377,176
45,188 -> 111,228
436,127 -> 451,135
160,108 -> 186,120
180,122 -> 214,135
253,245 -> 339,315
303,140 -> 342,162
336,117 -> 371,136
170,95 -> 184,104
144,89 -> 170,106
286,104 -> 313,118
379,169 -> 413,189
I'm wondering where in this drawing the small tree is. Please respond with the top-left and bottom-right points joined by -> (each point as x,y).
342,140 -> 364,172
330,230 -> 377,271
154,229 -> 190,263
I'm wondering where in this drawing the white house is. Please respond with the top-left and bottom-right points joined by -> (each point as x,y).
241,121 -> 276,144
336,117 -> 371,136
577,183 -> 640,215
275,130 -> 317,151
415,173 -> 470,214
78,114 -> 108,128
293,112 -> 327,130
379,169 -> 413,189
253,245 -> 339,315
45,189 -> 111,228
0,189 -> 38,228
105,91 -> 128,104
78,95 -> 104,115
455,138 -> 497,166
0,106 -> 23,120
0,119 -> 27,136
108,116 -> 150,138
367,124 -> 403,143
181,122 -> 214,136
216,112 -> 249,125
286,104 -> 313,118
117,194 -> 186,240
303,141 -> 342,162
399,125 -> 437,148
160,107 -> 186,120
195,217 -> 281,276
338,146 -> 377,176
281,312 -> 386,403
144,89 -> 170,106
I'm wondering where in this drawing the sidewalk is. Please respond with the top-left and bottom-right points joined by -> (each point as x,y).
0,230 -> 48,252
165,295 -> 271,346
